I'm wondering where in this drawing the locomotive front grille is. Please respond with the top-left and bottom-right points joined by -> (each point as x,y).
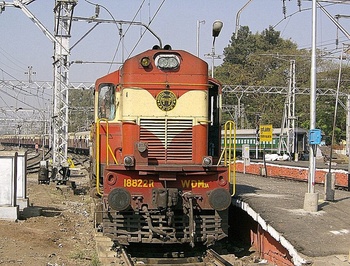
140,119 -> 193,162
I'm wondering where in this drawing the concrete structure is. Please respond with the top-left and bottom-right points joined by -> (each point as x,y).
234,171 -> 350,265
0,151 -> 19,221
16,151 -> 29,210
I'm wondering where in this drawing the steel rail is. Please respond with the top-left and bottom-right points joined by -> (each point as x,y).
206,249 -> 233,266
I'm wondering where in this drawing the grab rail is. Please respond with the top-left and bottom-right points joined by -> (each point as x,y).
95,118 -> 109,196
95,119 -> 120,196
218,120 -> 236,196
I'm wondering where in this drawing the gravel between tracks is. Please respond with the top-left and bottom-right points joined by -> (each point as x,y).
0,166 -> 271,266
0,171 -> 98,266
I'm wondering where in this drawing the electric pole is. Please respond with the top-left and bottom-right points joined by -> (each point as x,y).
52,0 -> 77,172
24,66 -> 36,83
3,0 -> 77,173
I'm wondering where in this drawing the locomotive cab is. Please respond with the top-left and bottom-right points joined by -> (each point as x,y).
91,46 -> 232,247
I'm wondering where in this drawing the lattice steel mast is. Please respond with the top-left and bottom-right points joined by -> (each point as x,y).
2,0 -> 77,170
52,0 -> 77,169
278,60 -> 296,156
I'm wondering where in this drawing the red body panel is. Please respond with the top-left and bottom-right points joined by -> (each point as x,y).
92,48 -> 230,245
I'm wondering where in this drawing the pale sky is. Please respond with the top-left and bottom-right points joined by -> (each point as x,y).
0,1 -> 349,81
0,0 -> 349,111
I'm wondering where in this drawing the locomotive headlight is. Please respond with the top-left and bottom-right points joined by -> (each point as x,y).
202,156 -> 213,167
140,56 -> 151,67
155,54 -> 180,70
123,155 -> 135,167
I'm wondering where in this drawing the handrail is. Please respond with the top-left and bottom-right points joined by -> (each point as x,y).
108,145 -> 119,165
95,118 -> 119,196
223,120 -> 236,196
96,118 -> 108,196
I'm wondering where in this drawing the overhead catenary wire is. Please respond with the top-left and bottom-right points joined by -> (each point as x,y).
0,67 -> 51,99
0,44 -> 28,73
126,0 -> 167,59
274,1 -> 350,52
107,0 -> 147,72
83,0 -> 123,73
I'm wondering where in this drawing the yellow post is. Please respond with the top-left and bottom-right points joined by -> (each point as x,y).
223,121 -> 236,196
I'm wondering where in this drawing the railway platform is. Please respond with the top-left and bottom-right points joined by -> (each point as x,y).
233,172 -> 350,265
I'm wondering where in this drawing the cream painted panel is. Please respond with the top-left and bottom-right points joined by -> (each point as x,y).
94,94 -> 99,121
115,92 -> 122,121
122,88 -> 163,120
170,90 -> 207,118
122,88 -> 208,123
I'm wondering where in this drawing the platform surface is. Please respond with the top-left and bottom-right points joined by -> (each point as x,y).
234,172 -> 350,265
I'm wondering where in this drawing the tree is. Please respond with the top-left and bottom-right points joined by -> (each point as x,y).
68,88 -> 94,132
216,25 -> 348,145
221,26 -> 300,86
217,26 -> 309,128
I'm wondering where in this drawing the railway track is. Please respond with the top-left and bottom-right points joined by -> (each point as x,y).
94,234 -> 242,266
25,148 -> 89,173
206,249 -> 236,265
4,145 -> 268,265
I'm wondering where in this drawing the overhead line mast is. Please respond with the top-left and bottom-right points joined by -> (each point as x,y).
52,0 -> 77,172
2,0 -> 77,173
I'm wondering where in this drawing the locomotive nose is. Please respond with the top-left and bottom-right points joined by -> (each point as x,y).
108,188 -> 131,211
208,188 -> 231,211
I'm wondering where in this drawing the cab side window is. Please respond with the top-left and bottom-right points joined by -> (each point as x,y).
98,84 -> 115,120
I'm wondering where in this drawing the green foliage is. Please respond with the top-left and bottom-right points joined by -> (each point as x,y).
90,253 -> 102,266
69,250 -> 101,265
216,25 -> 348,144
218,26 -> 307,87
68,88 -> 94,132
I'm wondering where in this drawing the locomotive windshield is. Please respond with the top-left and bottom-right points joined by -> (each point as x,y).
98,84 -> 116,120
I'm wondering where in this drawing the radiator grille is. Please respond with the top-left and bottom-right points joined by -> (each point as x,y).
140,119 -> 193,162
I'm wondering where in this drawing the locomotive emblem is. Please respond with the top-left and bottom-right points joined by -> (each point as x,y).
156,90 -> 177,111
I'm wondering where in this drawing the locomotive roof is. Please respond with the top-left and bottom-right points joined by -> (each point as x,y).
95,47 -> 209,89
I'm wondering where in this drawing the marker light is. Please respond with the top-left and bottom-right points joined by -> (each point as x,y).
106,172 -> 117,185
124,156 -> 135,167
202,156 -> 213,167
218,175 -> 227,186
140,57 -> 151,67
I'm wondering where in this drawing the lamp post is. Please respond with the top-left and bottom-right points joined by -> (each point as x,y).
205,20 -> 223,78
303,0 -> 319,212
196,20 -> 205,57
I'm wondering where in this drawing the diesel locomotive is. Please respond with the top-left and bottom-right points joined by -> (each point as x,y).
69,45 -> 233,247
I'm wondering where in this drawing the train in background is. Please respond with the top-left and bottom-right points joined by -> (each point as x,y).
89,45 -> 233,247
0,134 -> 48,148
231,128 -> 309,160
0,131 -> 90,155
0,127 -> 309,162
0,126 -> 309,161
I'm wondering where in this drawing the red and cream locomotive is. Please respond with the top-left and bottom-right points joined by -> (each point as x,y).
91,45 -> 232,247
